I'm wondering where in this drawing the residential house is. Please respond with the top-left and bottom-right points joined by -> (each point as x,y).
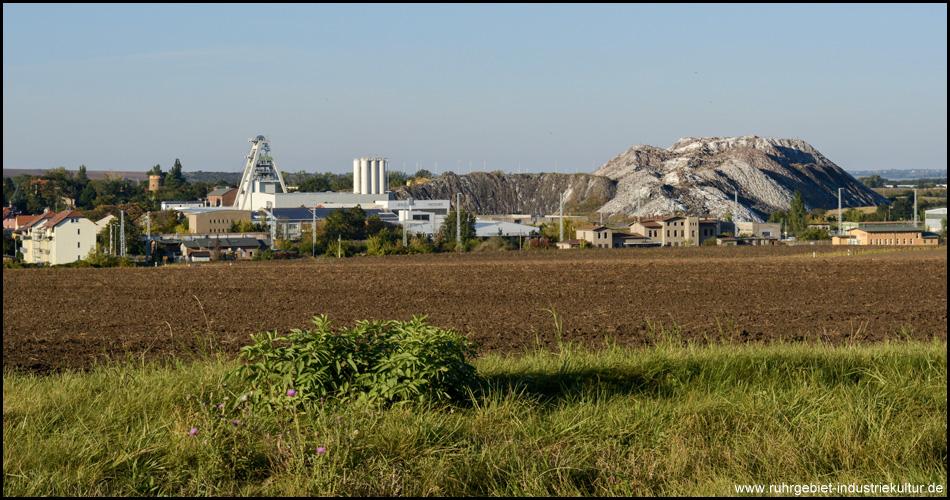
630,216 -> 720,246
3,207 -> 16,237
612,232 -> 659,247
734,222 -> 782,239
555,238 -> 582,249
17,210 -> 98,265
575,225 -> 613,248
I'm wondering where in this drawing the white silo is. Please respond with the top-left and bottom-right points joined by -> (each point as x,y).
360,158 -> 370,195
353,158 -> 361,194
377,158 -> 387,193
369,158 -> 379,195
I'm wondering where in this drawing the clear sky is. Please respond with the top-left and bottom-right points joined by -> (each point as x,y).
3,4 -> 947,175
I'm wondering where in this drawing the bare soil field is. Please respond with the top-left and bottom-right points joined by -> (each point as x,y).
3,246 -> 946,373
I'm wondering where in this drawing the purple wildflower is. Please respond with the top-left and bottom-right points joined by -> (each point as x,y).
218,403 -> 225,409
286,389 -> 297,397
189,428 -> 198,436
316,446 -> 326,454
232,420 -> 239,426
202,402 -> 207,407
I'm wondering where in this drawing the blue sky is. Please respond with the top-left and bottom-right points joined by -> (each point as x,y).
3,4 -> 947,175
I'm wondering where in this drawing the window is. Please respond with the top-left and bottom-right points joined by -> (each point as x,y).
78,242 -> 81,248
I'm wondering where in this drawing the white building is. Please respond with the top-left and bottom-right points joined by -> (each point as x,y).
248,191 -> 391,212
161,200 -> 206,211
18,210 -> 98,265
924,207 -> 946,232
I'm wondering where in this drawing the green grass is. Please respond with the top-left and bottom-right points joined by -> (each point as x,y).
4,338 -> 947,496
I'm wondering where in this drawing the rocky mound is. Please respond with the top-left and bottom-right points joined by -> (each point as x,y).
392,171 -> 616,215
594,136 -> 888,221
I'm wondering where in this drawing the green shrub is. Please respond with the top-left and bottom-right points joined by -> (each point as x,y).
230,315 -> 479,409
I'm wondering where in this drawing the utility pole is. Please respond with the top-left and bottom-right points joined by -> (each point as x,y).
914,189 -> 918,227
312,207 -> 317,257
456,192 -> 462,252
559,191 -> 564,241
146,211 -> 151,265
120,210 -> 126,257
837,188 -> 843,237
337,235 -> 342,259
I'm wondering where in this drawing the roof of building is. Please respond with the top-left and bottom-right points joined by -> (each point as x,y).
577,225 -> 609,231
41,210 -> 87,231
924,207 -> 947,216
2,207 -> 12,219
179,207 -> 249,215
207,187 -> 236,197
615,232 -> 647,239
638,221 -> 662,228
474,219 -> 537,237
20,212 -> 56,230
850,225 -> 926,234
264,207 -> 390,222
182,237 -> 267,250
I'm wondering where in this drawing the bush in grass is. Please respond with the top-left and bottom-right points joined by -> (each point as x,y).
230,315 -> 478,408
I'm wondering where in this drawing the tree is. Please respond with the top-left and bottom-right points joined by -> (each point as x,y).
298,176 -> 330,192
414,169 -> 433,179
147,164 -> 163,177
890,197 -> 913,221
166,159 -> 185,190
787,190 -> 808,236
858,175 -> 885,188
76,164 -> 89,186
438,209 -> 476,248
324,207 -> 366,241
78,183 -> 97,209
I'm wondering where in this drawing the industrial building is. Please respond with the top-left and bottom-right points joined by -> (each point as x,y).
832,225 -> 939,246
925,207 -> 947,232
181,208 -> 252,234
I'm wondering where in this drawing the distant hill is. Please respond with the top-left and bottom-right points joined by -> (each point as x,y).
846,169 -> 947,181
2,168 -> 244,185
2,168 -> 150,181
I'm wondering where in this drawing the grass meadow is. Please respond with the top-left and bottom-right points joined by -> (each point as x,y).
3,331 -> 947,496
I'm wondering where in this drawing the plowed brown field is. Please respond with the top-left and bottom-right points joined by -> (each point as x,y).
3,246 -> 946,373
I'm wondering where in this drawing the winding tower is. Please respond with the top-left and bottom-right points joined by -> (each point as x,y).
233,135 -> 287,211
